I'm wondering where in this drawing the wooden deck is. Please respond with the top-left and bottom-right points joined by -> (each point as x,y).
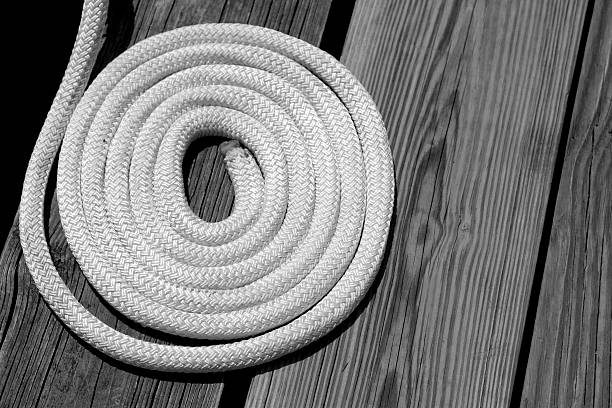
1,0 -> 610,407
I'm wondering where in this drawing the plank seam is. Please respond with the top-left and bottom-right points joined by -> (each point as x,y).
508,0 -> 597,405
319,0 -> 357,59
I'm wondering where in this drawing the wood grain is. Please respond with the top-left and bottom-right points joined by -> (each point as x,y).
0,1 -> 333,407
244,0 -> 591,407
520,0 -> 611,406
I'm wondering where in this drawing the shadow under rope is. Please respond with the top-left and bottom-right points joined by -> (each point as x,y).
508,0 -> 595,406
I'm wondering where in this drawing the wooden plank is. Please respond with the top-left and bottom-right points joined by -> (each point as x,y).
244,0 -> 591,407
0,1 -> 333,407
520,0 -> 611,406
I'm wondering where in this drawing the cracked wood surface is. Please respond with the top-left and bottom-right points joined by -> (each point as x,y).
0,1 -> 333,407
520,0 -> 611,406
243,0 -> 591,407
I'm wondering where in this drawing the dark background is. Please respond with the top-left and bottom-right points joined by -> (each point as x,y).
3,1 -> 81,242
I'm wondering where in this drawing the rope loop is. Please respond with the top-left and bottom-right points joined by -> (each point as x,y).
19,0 -> 394,371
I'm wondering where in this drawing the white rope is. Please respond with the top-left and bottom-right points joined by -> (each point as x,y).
19,0 -> 394,372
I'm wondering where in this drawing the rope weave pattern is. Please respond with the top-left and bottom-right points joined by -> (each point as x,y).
19,0 -> 394,371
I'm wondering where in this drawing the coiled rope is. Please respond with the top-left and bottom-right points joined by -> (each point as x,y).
19,0 -> 394,372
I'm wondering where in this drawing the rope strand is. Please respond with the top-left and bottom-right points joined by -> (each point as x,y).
19,0 -> 394,371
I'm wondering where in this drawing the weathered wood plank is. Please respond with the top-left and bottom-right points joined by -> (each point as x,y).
244,0 -> 590,407
0,1 -> 333,407
520,0 -> 611,406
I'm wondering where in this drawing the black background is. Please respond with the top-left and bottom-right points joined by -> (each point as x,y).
3,1 -> 81,242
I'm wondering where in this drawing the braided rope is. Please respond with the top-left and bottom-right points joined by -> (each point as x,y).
19,0 -> 394,372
